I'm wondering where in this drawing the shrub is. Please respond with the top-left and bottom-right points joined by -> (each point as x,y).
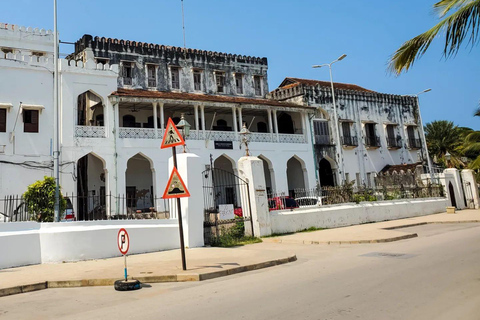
23,176 -> 66,222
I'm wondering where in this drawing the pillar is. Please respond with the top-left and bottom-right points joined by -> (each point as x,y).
200,105 -> 206,138
153,102 -> 158,138
237,156 -> 271,237
273,109 -> 279,142
168,153 -> 204,248
159,102 -> 165,131
444,168 -> 466,209
194,105 -> 199,134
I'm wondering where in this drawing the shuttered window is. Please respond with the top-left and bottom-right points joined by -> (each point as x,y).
24,109 -> 39,133
0,108 -> 6,132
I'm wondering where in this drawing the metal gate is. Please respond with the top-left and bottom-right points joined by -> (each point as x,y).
202,167 -> 254,244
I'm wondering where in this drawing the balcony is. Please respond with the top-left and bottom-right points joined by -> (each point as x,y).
314,135 -> 332,146
119,127 -> 159,139
75,126 -> 106,138
386,137 -> 402,149
278,133 -> 306,144
341,136 -> 358,147
408,138 -> 422,149
365,136 -> 380,148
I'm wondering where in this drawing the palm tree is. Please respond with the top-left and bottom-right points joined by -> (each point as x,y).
390,0 -> 480,74
424,120 -> 463,166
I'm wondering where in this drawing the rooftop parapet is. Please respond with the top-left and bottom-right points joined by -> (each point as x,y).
74,34 -> 268,66
0,23 -> 54,54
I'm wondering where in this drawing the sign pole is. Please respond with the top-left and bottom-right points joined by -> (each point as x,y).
172,146 -> 187,271
124,254 -> 127,281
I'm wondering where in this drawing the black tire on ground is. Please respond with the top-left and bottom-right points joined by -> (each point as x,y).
114,279 -> 142,291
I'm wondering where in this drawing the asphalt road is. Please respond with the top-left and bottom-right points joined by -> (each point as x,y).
2,223 -> 480,320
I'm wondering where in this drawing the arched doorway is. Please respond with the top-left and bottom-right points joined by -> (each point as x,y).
125,153 -> 154,212
213,155 -> 238,206
448,181 -> 457,208
287,156 -> 306,198
277,113 -> 294,134
77,153 -> 107,220
77,91 -> 103,126
319,158 -> 335,187
259,155 -> 275,195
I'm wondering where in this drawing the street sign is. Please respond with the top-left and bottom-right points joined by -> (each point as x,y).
162,167 -> 191,199
160,118 -> 185,149
117,228 -> 130,255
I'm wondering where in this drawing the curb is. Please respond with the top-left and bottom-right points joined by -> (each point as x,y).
0,254 -> 297,298
263,234 -> 418,245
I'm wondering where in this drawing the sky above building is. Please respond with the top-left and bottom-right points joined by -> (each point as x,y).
3,0 -> 479,129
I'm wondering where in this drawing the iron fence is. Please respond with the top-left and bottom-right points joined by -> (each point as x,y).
0,194 -> 171,222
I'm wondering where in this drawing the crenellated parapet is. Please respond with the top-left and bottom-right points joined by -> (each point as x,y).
74,35 -> 268,66
0,23 -> 53,37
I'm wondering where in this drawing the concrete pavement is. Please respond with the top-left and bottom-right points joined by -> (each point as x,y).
1,208 -> 479,298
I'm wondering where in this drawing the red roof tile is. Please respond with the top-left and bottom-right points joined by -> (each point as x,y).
111,89 -> 308,109
279,77 -> 375,93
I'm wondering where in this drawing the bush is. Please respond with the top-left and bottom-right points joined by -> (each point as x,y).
23,176 -> 66,222
210,217 -> 261,247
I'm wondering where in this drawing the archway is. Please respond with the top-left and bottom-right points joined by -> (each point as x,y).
77,91 -> 103,126
448,181 -> 457,208
319,158 -> 335,187
76,153 -> 107,220
278,112 -> 294,134
213,155 -> 238,206
259,155 -> 275,195
287,156 -> 306,198
125,153 -> 154,212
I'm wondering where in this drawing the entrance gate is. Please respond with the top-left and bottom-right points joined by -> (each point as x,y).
202,167 -> 254,244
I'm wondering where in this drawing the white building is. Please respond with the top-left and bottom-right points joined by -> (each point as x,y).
0,24 -> 429,219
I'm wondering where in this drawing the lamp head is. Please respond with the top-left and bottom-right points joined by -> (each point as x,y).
338,54 -> 347,61
176,113 -> 191,137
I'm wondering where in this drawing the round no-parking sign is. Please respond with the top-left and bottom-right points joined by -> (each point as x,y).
117,228 -> 130,255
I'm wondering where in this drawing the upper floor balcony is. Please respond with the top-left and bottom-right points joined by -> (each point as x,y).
365,135 -> 381,148
341,136 -> 358,147
408,138 -> 422,149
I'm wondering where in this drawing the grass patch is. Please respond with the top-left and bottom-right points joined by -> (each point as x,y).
210,235 -> 262,247
299,226 -> 326,233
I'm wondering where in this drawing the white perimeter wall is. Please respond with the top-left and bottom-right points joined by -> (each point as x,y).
270,198 -> 447,234
0,220 -> 180,269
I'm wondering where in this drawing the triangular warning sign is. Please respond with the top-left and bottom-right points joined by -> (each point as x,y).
162,167 -> 191,199
160,118 -> 185,149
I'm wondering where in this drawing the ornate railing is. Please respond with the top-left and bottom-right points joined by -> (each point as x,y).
278,133 -> 306,144
250,132 -> 274,143
314,134 -> 332,145
75,125 -> 106,138
119,128 -> 156,139
186,130 -> 203,140
204,130 -> 237,141
341,136 -> 358,147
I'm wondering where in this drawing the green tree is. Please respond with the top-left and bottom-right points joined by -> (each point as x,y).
23,176 -> 66,222
424,120 -> 464,166
390,0 -> 480,74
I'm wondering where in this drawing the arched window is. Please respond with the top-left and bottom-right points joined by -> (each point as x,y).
123,115 -> 136,128
257,121 -> 267,133
278,113 -> 295,134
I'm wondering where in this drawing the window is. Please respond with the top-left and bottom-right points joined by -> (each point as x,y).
341,122 -> 357,146
216,72 -> 225,93
23,109 -> 39,133
171,67 -> 180,89
123,115 -> 136,128
193,70 -> 202,91
0,108 -> 6,132
122,62 -> 133,85
253,76 -> 262,96
147,65 -> 156,87
313,120 -> 330,145
235,74 -> 243,94
407,126 -> 421,149
386,124 -> 398,148
365,123 -> 378,147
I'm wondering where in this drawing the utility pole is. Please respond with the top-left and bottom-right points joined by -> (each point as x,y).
53,0 -> 60,222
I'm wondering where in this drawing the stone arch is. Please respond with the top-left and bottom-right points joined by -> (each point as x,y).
315,107 -> 330,120
125,153 -> 155,211
277,112 -> 295,134
258,154 -> 276,195
319,157 -> 335,187
76,152 -> 108,221
214,154 -> 236,172
286,155 -> 308,197
77,90 -> 104,126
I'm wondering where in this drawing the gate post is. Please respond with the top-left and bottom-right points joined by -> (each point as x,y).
444,168 -> 466,209
461,169 -> 479,209
237,156 -> 271,237
168,153 -> 204,248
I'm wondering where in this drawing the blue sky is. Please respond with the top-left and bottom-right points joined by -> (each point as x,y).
3,0 -> 479,129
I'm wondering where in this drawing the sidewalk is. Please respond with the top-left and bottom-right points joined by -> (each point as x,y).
262,208 -> 480,245
1,209 -> 479,297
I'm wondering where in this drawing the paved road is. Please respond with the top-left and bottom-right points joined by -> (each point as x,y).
2,223 -> 480,320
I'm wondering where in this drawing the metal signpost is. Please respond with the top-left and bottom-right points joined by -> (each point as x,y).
117,228 -> 130,281
161,118 -> 191,271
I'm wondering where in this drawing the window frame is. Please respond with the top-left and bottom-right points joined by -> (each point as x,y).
193,69 -> 202,91
235,73 -> 244,94
122,61 -> 133,86
23,109 -> 39,133
146,64 -> 157,88
0,108 -> 6,132
215,72 -> 225,93
171,67 -> 181,90
253,75 -> 262,96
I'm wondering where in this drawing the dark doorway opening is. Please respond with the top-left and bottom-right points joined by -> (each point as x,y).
319,158 -> 335,187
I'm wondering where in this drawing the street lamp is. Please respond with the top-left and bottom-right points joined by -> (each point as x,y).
176,113 -> 191,153
445,151 -> 452,168
405,88 -> 434,184
312,54 -> 347,185
239,122 -> 251,156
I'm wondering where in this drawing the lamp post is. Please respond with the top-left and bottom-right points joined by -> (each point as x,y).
239,122 -> 251,156
176,113 -> 191,153
445,151 -> 452,168
312,54 -> 347,185
53,0 -> 60,222
407,88 -> 434,184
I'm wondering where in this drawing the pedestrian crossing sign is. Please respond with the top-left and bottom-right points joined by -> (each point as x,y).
160,118 -> 185,149
162,167 -> 191,199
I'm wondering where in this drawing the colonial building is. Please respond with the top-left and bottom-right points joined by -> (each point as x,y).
269,77 -> 426,188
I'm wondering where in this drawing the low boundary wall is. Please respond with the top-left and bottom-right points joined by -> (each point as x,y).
270,198 -> 447,235
0,220 -> 180,269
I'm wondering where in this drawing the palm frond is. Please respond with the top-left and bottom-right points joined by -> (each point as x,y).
434,0 -> 474,17
390,0 -> 480,74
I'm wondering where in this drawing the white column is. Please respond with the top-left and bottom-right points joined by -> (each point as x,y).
301,112 -> 307,141
237,156 -> 271,237
159,102 -> 165,131
113,101 -> 120,139
194,105 -> 199,134
273,109 -> 279,142
201,105 -> 206,138
153,102 -> 158,138
267,109 -> 273,133
444,168 -> 467,209
232,106 -> 238,136
238,107 -> 243,127
461,169 -> 479,209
